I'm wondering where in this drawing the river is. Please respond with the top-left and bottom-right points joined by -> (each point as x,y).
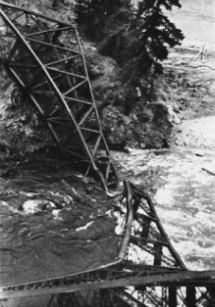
167,0 -> 215,48
1,0 -> 215,292
114,145 -> 215,271
113,0 -> 215,271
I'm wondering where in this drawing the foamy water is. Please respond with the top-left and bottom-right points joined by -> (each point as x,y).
167,0 -> 215,49
114,147 -> 215,270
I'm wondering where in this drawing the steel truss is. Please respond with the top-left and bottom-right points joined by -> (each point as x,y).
0,181 -> 214,306
0,1 -> 118,192
0,3 -> 214,307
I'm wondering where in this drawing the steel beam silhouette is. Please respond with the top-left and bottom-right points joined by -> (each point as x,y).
0,1 -> 118,192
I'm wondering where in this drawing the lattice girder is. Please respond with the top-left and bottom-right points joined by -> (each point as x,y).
0,1 -> 118,191
1,287 -> 214,307
1,181 -> 214,303
0,3 -> 214,306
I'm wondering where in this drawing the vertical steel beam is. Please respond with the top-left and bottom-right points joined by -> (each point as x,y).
186,287 -> 196,307
168,287 -> 177,307
154,241 -> 163,266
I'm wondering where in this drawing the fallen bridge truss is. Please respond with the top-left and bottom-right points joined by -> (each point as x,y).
0,2 -> 214,306
0,1 -> 118,192
0,181 -> 214,306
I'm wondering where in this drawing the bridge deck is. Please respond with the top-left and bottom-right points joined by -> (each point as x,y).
0,2 -> 214,305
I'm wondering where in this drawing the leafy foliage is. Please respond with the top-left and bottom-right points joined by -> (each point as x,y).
75,0 -> 184,84
75,0 -> 183,148
0,0 -> 178,154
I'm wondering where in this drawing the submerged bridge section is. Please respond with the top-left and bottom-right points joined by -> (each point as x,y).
0,181 -> 214,306
0,2 -> 214,306
0,1 -> 118,192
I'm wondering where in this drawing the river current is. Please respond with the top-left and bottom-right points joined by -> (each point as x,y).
113,146 -> 215,271
1,0 -> 215,284
167,0 -> 215,48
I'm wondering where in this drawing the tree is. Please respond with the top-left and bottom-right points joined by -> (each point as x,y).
75,0 -> 184,85
122,0 -> 184,83
75,0 -> 132,41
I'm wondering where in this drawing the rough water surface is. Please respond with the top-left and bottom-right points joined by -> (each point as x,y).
113,143 -> 215,271
0,157 -> 120,287
167,0 -> 215,49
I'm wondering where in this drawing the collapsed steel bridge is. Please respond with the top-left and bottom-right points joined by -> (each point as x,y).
0,1 -> 118,192
0,2 -> 214,306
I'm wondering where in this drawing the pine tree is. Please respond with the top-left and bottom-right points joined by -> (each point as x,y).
75,0 -> 184,111
118,0 -> 184,85
75,0 -> 183,79
75,0 -> 132,41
